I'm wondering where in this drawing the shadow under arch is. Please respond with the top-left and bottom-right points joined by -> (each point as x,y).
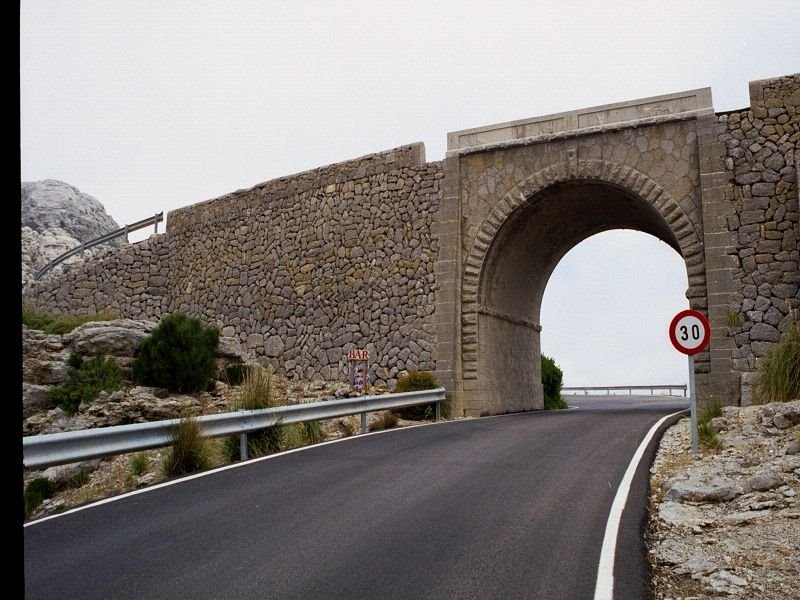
460,160 -> 707,416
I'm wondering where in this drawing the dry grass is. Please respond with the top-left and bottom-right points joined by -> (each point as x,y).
753,322 -> 800,404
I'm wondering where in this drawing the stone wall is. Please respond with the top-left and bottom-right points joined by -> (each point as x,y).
24,235 -> 172,319
717,74 -> 799,386
24,143 -> 443,387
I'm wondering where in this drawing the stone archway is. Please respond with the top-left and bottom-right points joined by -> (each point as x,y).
459,160 -> 707,416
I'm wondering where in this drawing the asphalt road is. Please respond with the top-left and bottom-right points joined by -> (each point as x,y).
24,395 -> 687,600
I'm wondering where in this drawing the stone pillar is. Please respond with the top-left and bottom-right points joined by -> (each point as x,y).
433,155 -> 464,416
697,112 -> 741,406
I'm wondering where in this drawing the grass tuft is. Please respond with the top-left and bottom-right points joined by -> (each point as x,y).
24,477 -> 55,518
697,397 -> 724,450
129,452 -> 148,477
161,414 -> 220,477
753,322 -> 800,405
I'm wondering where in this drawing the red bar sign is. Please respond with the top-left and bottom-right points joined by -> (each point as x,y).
347,349 -> 369,361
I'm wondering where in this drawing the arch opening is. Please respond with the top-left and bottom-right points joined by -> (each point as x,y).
472,179 -> 696,415
540,229 -> 689,391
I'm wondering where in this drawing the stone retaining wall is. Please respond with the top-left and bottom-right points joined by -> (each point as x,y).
717,74 -> 799,384
24,144 -> 443,387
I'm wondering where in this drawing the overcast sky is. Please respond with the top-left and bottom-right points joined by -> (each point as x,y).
20,1 -> 799,389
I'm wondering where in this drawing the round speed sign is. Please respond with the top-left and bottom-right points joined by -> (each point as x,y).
669,309 -> 711,355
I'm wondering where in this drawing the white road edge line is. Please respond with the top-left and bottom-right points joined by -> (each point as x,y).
593,409 -> 685,600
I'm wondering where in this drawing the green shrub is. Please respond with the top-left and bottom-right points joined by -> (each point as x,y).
392,371 -> 438,420
753,322 -> 800,404
161,414 -> 219,477
22,306 -> 117,335
541,354 -> 567,410
132,312 -> 219,393
49,352 -> 125,414
24,477 -> 54,518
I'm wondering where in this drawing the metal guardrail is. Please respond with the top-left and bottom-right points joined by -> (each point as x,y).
23,387 -> 446,469
561,385 -> 687,397
33,212 -> 164,281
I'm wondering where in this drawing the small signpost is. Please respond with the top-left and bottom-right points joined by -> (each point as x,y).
347,349 -> 370,395
669,309 -> 711,454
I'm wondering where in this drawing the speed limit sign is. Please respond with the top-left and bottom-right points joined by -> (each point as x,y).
669,309 -> 711,355
670,309 -> 711,455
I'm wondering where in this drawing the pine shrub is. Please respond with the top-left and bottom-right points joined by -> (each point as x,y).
132,312 -> 219,393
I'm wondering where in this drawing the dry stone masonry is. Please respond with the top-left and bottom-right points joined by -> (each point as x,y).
25,145 -> 442,388
717,75 -> 800,403
23,74 -> 800,414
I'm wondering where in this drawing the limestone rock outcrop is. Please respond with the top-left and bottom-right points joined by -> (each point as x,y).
21,180 -> 120,285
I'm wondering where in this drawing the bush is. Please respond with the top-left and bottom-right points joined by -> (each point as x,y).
392,371 -> 439,420
24,477 -> 54,518
132,312 -> 219,393
753,322 -> 800,405
49,352 -> 125,414
161,414 -> 219,477
541,354 -> 567,410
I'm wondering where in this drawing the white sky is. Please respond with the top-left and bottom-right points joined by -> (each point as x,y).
20,1 -> 800,388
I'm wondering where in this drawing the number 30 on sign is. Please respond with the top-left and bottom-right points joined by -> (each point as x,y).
669,309 -> 711,355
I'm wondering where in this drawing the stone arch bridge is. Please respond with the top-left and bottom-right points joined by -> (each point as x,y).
25,74 -> 800,417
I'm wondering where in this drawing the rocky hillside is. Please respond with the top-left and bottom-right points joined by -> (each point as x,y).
648,402 -> 800,598
21,180 -> 120,285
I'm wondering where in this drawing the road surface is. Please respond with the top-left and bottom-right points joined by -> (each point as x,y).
25,395 -> 687,599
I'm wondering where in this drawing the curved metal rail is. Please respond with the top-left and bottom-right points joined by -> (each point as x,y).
33,212 -> 163,281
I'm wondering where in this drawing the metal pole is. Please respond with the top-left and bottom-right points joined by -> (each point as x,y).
360,412 -> 367,434
435,401 -> 441,421
689,355 -> 698,455
240,432 -> 248,461
124,225 -> 129,242
154,215 -> 159,234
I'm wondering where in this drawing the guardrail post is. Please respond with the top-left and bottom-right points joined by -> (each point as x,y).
435,401 -> 441,421
360,412 -> 367,434
124,225 -> 129,242
240,433 -> 248,461
154,215 -> 159,234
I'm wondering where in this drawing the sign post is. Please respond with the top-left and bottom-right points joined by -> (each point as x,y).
669,309 -> 711,454
347,349 -> 370,395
